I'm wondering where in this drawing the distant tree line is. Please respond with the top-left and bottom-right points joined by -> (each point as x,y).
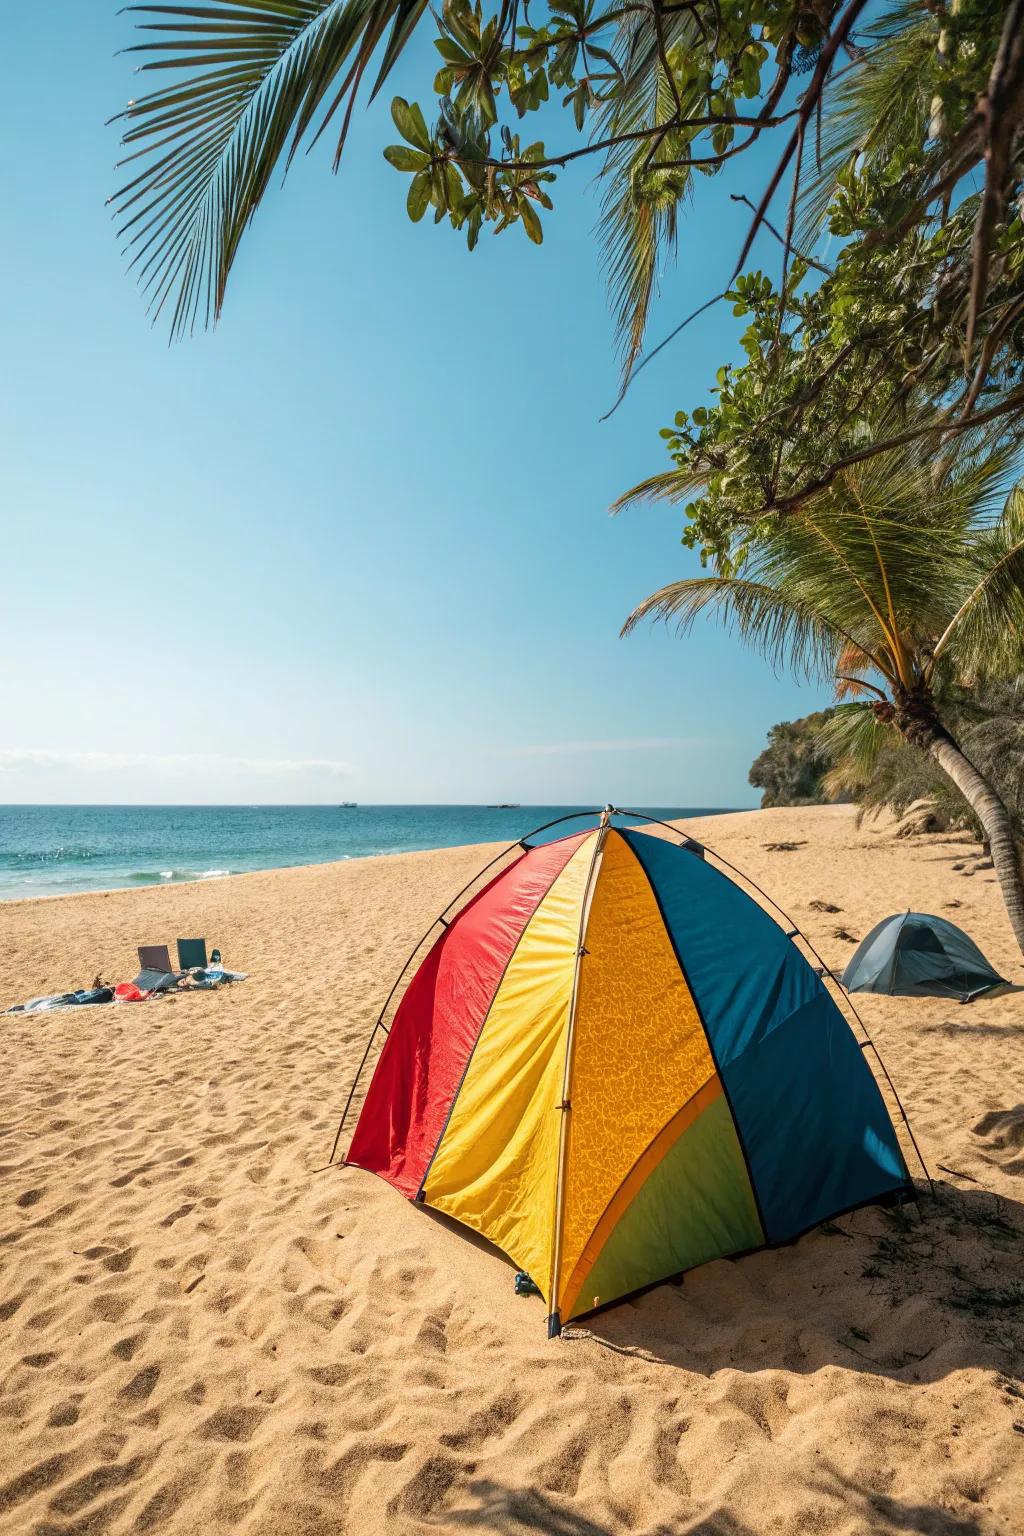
748,708 -> 844,808
751,684 -> 1024,844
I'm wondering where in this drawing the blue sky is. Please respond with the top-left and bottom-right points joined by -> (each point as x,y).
0,6 -> 830,806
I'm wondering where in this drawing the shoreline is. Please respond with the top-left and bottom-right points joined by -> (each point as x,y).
0,805 -> 747,908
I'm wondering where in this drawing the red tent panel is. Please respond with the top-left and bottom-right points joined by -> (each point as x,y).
346,831 -> 591,1196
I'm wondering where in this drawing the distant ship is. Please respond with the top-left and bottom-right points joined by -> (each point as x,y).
488,803 -> 520,809
338,801 -> 358,808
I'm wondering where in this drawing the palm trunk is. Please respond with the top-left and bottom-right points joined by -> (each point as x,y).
924,732 -> 1024,959
887,684 -> 1024,958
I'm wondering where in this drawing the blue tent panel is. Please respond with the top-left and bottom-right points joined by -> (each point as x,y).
622,831 -> 912,1242
721,991 -> 907,1237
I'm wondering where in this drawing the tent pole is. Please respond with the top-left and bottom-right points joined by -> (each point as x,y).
616,810 -> 933,1196
547,807 -> 612,1337
327,808 -> 609,1167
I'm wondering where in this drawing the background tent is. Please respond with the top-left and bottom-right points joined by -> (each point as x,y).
342,815 -> 914,1335
842,911 -> 1006,1001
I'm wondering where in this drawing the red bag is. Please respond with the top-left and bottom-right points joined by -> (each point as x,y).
114,982 -> 151,1003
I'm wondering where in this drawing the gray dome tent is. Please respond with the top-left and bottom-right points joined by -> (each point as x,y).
841,912 -> 1006,1003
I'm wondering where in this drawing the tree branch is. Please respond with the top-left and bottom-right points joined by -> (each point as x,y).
454,110 -> 795,174
765,384 -> 1024,517
731,0 -> 872,281
965,0 -> 1024,354
599,290 -> 727,419
728,193 -> 830,275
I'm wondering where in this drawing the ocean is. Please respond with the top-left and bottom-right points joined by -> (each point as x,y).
0,805 -> 736,901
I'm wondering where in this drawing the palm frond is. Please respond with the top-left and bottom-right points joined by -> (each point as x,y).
795,1 -> 936,249
770,437 -> 1018,667
111,0 -> 427,337
818,702 -> 893,796
620,574 -> 845,681
835,640 -> 882,696
609,466 -> 706,515
595,12 -> 703,381
932,481 -> 1024,675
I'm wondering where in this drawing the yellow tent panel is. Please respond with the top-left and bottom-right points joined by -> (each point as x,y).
422,835 -> 595,1293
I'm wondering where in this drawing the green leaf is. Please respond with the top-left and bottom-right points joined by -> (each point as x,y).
435,37 -> 471,63
519,197 -> 543,244
384,144 -> 430,172
407,169 -> 431,221
444,162 -> 464,210
510,67 -> 549,117
391,96 -> 431,152
478,75 -> 498,127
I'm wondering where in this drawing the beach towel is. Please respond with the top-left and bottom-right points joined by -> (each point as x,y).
4,986 -> 115,1014
5,992 -> 78,1014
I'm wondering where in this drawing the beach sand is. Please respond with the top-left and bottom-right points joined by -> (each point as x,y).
2,804 -> 1023,1535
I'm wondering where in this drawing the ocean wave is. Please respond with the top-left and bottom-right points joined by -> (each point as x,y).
127,868 -> 231,885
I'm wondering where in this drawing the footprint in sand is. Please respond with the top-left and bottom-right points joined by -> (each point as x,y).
201,1405 -> 267,1443
0,1452 -> 80,1519
111,1331 -> 146,1361
47,1398 -> 83,1428
46,1454 -> 149,1518
390,1452 -> 464,1520
119,1364 -> 161,1404
972,1105 -> 1024,1173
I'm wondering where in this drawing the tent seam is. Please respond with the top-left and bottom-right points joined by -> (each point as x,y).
547,818 -> 613,1331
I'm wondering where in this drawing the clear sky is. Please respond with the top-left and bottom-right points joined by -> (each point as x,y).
0,7 -> 830,806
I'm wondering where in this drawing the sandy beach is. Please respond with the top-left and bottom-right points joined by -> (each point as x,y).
2,804 -> 1023,1535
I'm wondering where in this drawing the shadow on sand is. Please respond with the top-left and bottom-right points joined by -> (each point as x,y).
444,1469 -> 991,1535
424,1179 -> 1023,1388
416,1177 -> 1022,1535
575,1181 -> 1023,1384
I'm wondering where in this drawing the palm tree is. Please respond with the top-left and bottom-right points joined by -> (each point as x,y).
621,446 -> 1024,958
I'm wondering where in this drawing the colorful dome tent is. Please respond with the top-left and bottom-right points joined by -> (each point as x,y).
335,810 -> 920,1336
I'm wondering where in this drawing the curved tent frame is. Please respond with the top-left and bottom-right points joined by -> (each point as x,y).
328,806 -> 930,1192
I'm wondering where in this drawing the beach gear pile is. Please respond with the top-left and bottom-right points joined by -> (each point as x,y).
341,815 -> 916,1336
4,938 -> 247,1015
